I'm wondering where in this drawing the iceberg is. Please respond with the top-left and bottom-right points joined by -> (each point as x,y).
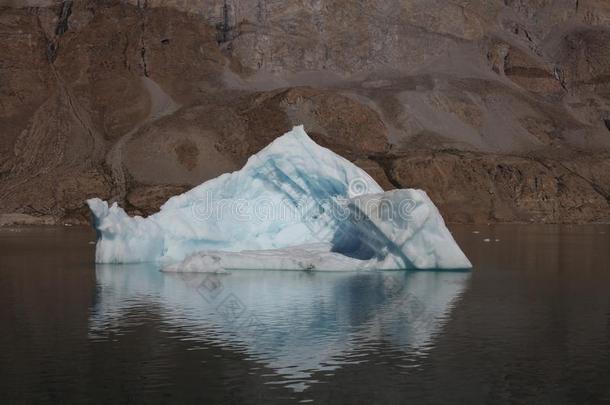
88,126 -> 471,270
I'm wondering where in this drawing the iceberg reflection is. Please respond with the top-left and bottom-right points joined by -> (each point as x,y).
90,266 -> 471,390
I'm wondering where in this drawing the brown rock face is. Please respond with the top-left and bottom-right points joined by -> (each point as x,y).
391,152 -> 610,223
126,185 -> 189,216
234,87 -> 389,158
1,0 -> 610,223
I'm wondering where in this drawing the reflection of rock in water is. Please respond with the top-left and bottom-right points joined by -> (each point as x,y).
90,265 -> 470,390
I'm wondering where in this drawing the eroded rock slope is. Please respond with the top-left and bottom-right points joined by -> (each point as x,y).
1,0 -> 610,224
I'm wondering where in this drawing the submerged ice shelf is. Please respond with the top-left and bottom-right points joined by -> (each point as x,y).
88,126 -> 471,271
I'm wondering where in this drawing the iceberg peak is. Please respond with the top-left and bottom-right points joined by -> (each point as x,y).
88,126 -> 471,270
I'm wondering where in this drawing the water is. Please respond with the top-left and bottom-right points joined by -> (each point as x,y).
1,225 -> 609,404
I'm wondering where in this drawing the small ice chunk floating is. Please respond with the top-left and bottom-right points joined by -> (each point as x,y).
88,126 -> 471,271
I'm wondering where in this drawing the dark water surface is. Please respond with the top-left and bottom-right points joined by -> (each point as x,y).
1,225 -> 609,404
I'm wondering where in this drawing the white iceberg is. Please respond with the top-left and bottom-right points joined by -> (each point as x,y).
88,126 -> 471,270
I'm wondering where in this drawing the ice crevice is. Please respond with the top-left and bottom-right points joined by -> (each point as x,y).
88,126 -> 472,271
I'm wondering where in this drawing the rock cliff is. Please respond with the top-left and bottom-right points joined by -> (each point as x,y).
1,0 -> 609,224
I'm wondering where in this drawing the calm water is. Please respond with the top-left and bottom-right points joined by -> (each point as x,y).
0,225 -> 609,404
